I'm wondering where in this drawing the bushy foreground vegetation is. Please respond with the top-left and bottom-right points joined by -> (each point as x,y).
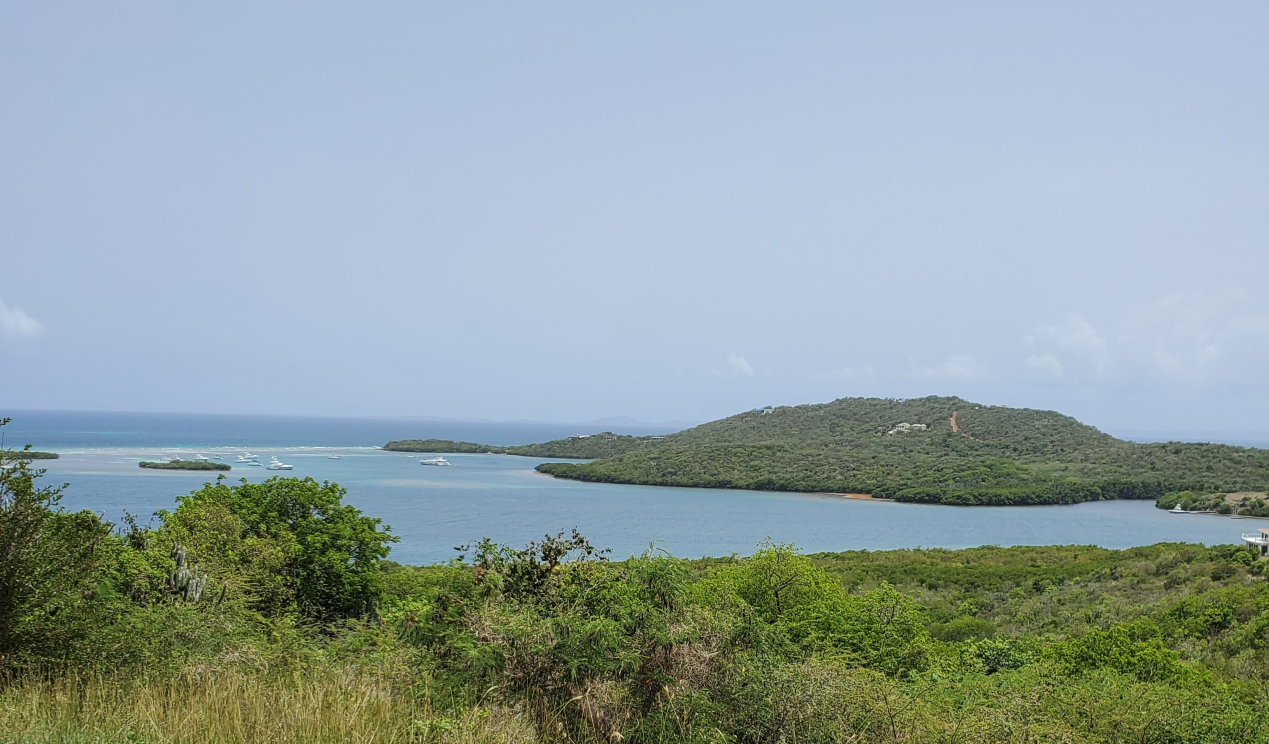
8,420 -> 1269,742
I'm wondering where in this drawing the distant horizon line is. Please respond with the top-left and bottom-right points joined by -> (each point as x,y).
6,406 -> 1269,444
0,406 -> 700,430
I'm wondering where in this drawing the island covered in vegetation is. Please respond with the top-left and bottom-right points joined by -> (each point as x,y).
0,448 -> 58,461
4,420 -> 1269,742
138,459 -> 231,471
389,396 -> 1269,508
384,432 -> 652,459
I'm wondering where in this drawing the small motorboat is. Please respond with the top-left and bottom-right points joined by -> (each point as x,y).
1169,504 -> 1185,514
328,455 -> 341,459
193,454 -> 209,461
419,457 -> 451,466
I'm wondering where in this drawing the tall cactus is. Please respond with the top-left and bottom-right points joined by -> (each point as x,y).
165,543 -> 208,603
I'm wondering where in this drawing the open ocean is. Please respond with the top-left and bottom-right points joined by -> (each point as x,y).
3,409 -> 1260,564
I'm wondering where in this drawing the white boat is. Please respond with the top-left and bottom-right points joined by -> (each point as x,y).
419,457 -> 451,466
1170,504 -> 1185,514
193,454 -> 209,461
328,455 -> 341,459
267,456 -> 294,471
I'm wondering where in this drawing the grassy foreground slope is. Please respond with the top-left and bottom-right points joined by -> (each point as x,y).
533,396 -> 1269,505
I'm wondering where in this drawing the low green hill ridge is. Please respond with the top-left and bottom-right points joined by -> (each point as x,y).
384,432 -> 657,459
387,396 -> 1269,506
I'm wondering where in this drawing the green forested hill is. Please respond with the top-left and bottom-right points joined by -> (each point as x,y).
529,396 -> 1269,506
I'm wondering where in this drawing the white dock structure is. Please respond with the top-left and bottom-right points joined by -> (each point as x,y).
1242,528 -> 1269,558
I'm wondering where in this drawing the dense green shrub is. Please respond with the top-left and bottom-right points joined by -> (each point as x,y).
158,476 -> 398,620
0,420 -> 116,668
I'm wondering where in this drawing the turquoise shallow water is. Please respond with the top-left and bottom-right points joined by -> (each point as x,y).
6,409 -> 1256,563
35,444 -> 1254,565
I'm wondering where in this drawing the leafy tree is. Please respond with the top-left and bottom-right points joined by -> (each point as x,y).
158,476 -> 397,620
0,418 -> 113,666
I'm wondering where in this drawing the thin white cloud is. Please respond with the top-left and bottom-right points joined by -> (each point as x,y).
1120,291 -> 1269,382
727,353 -> 755,377
0,298 -> 42,339
1025,313 -> 1108,375
1023,354 -> 1064,380
1022,294 -> 1269,389
911,354 -> 986,381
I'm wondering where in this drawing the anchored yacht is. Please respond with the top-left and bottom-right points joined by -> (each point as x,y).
419,457 -> 451,466
267,456 -> 294,470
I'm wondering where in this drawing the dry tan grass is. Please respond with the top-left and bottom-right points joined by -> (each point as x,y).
0,668 -> 539,744
1223,491 -> 1267,504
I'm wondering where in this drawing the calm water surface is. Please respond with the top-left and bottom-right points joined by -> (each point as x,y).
7,411 -> 1256,564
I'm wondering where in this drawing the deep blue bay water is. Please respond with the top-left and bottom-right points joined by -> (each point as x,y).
4,410 -> 1256,564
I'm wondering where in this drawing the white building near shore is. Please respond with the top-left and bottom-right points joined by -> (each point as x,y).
1243,528 -> 1269,558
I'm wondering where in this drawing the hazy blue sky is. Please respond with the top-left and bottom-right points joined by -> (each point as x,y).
2,3 -> 1267,432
